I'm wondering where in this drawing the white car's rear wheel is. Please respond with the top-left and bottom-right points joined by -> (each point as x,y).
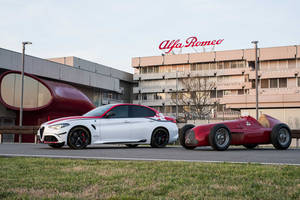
150,128 -> 169,148
67,127 -> 90,149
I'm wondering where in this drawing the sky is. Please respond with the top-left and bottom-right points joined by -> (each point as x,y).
0,0 -> 299,73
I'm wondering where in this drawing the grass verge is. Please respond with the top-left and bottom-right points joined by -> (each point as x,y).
0,157 -> 299,199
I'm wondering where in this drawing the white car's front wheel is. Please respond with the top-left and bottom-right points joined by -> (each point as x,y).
67,127 -> 90,149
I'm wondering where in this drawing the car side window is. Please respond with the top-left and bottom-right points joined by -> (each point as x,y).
129,105 -> 156,118
108,105 -> 129,118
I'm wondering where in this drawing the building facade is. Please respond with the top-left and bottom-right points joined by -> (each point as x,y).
132,45 -> 300,129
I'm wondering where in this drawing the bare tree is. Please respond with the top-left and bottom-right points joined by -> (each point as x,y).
172,77 -> 218,120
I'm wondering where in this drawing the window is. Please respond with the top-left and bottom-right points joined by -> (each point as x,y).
217,90 -> 223,98
0,73 -> 52,109
142,94 -> 147,100
154,93 -> 165,100
217,62 -> 223,70
231,62 -> 237,69
248,61 -> 255,70
270,78 -> 278,88
210,90 -> 216,98
172,106 -> 176,113
224,62 -> 230,69
238,89 -> 244,95
84,104 -> 114,117
210,63 -> 217,70
129,105 -> 155,118
133,94 -> 139,100
191,64 -> 196,71
288,60 -> 296,69
141,67 -> 147,74
261,79 -> 269,88
279,78 -> 287,88
109,105 -> 129,118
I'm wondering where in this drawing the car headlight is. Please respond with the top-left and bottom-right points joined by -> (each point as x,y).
48,123 -> 70,130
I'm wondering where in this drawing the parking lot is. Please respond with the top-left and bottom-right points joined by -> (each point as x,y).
0,143 -> 299,165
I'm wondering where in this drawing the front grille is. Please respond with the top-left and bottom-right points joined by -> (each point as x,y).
40,127 -> 45,139
44,136 -> 58,142
185,130 -> 198,145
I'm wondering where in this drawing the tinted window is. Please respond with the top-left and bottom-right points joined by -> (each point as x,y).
83,104 -> 114,117
109,105 -> 129,118
129,105 -> 156,118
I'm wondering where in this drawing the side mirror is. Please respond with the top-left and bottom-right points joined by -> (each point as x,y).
105,111 -> 115,118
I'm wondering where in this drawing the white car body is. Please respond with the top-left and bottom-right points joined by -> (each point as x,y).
37,104 -> 178,149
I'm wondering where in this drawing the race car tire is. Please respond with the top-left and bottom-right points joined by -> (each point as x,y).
126,144 -> 139,148
243,144 -> 258,149
209,124 -> 231,151
48,143 -> 65,148
67,127 -> 90,149
179,124 -> 196,150
271,123 -> 291,150
150,127 -> 169,148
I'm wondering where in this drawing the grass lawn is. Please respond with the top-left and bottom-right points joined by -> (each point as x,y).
0,157 -> 299,200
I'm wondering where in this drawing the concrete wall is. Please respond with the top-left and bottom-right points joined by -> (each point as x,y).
0,48 -> 132,93
132,45 -> 300,67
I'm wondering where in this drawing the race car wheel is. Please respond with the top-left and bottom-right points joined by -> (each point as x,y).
150,128 -> 169,148
48,142 -> 65,148
67,127 -> 90,149
209,124 -> 231,151
271,123 -> 291,150
243,144 -> 258,149
126,144 -> 139,148
179,124 -> 196,150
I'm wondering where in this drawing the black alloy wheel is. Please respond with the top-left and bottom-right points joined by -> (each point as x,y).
67,127 -> 90,149
150,128 -> 169,148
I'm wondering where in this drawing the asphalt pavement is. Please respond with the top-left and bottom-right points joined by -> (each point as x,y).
0,143 -> 300,165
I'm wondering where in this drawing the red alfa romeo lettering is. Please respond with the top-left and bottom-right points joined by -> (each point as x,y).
159,36 -> 224,53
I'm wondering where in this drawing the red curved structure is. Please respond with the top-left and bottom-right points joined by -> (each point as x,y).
0,71 -> 95,142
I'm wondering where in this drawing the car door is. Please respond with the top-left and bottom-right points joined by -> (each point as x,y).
128,105 -> 156,142
99,105 -> 133,143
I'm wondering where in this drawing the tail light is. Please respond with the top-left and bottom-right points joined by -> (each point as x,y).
165,116 -> 176,123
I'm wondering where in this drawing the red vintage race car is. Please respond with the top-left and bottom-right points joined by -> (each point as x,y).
180,114 -> 292,151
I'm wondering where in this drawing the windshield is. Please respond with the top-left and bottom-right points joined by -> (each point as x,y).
83,104 -> 114,117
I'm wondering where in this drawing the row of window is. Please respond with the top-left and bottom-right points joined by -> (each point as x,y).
133,89 -> 247,101
151,104 -> 228,114
260,78 -> 287,89
139,61 -> 246,74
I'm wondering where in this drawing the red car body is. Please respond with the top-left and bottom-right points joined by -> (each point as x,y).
180,114 -> 292,150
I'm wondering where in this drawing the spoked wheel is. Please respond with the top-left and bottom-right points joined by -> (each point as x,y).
243,144 -> 258,149
150,128 -> 169,148
209,124 -> 231,151
48,143 -> 65,148
67,127 -> 90,149
271,123 -> 291,150
126,144 -> 139,148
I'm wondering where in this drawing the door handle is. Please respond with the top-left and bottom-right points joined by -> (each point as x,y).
124,120 -> 130,123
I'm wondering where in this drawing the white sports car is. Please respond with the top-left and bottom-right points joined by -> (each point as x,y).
37,103 -> 178,149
